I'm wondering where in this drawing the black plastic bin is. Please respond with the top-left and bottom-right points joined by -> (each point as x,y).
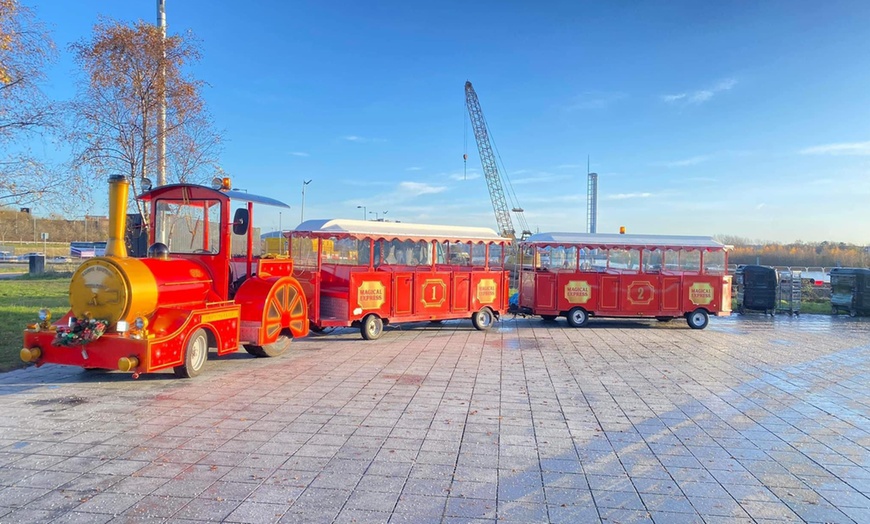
736,264 -> 777,315
28,254 -> 45,274
830,267 -> 870,317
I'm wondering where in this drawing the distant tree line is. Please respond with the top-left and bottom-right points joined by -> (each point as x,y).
718,236 -> 869,268
0,207 -> 107,243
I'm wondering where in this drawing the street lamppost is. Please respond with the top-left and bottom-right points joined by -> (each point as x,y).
357,205 -> 366,220
301,179 -> 312,224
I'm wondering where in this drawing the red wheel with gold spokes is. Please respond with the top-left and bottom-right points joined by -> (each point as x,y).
244,279 -> 307,357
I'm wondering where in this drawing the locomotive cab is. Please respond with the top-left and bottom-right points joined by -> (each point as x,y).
22,175 -> 309,378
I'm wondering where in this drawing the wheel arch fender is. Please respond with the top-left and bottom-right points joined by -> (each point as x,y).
234,275 -> 310,343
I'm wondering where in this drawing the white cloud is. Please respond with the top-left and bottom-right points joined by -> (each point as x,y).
662,78 -> 737,105
342,135 -> 386,143
605,192 -> 653,200
565,91 -> 627,111
656,155 -> 711,168
448,172 -> 481,181
800,141 -> 870,156
289,151 -> 309,157
398,181 -> 447,197
406,166 -> 423,171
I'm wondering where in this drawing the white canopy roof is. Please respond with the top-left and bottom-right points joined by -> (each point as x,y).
523,232 -> 730,251
292,219 -> 510,243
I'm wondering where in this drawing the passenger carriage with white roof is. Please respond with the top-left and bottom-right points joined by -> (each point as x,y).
517,232 -> 732,329
288,219 -> 512,339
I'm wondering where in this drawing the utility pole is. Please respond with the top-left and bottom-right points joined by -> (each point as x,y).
156,0 -> 167,187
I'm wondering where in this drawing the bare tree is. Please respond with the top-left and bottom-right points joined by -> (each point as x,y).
0,0 -> 60,206
67,18 -> 221,223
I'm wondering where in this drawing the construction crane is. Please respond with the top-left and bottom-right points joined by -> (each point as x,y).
464,81 -> 531,240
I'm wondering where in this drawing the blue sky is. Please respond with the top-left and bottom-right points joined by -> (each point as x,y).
30,0 -> 870,244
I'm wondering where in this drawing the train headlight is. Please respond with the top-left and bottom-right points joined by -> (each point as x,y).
116,320 -> 128,333
37,309 -> 53,330
130,316 -> 149,339
140,177 -> 153,192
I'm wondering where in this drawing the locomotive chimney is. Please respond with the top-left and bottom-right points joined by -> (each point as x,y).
105,175 -> 129,258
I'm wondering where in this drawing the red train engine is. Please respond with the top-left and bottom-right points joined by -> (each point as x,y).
21,175 -> 309,378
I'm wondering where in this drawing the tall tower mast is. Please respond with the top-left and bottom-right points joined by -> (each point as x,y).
587,170 -> 598,234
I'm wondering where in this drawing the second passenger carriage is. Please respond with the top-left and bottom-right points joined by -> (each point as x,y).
516,232 -> 732,329
288,219 -> 511,339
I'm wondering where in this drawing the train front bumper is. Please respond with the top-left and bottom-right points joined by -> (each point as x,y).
22,328 -> 148,373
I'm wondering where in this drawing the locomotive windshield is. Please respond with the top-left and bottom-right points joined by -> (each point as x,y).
154,198 -> 222,255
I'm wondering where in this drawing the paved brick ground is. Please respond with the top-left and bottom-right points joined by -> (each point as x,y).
0,314 -> 868,523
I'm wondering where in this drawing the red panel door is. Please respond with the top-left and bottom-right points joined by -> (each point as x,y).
600,276 -> 619,310
452,273 -> 471,312
535,272 -> 557,310
393,273 -> 413,315
662,277 -> 681,311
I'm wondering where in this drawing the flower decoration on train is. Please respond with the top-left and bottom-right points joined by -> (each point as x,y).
53,315 -> 108,346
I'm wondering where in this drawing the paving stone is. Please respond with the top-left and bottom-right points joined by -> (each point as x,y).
224,500 -> 288,523
0,318 -> 868,523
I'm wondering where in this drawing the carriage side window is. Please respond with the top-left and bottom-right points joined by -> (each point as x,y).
381,239 -> 426,266
412,240 -> 432,266
643,249 -> 663,273
536,246 -> 551,269
703,250 -> 725,275
664,249 -> 680,272
322,237 -> 359,265
290,236 -> 318,269
681,250 -> 701,273
521,244 -> 536,269
487,243 -> 504,268
356,239 -> 373,267
155,199 -> 222,255
579,247 -> 600,271
560,246 -> 578,271
472,243 -> 488,267
608,248 -> 638,271
448,242 -> 471,266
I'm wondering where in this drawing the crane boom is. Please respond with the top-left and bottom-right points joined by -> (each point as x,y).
465,81 -> 526,239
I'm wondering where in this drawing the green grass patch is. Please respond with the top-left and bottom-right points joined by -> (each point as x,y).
798,301 -> 833,315
0,274 -> 70,372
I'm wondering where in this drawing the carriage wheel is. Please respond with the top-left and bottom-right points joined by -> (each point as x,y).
566,307 -> 588,328
361,314 -> 383,340
174,328 -> 208,378
471,307 -> 495,331
687,309 -> 709,330
245,280 -> 306,357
